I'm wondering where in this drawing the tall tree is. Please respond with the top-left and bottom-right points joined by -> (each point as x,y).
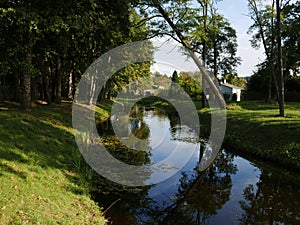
282,1 -> 300,77
248,0 -> 290,116
276,0 -> 285,116
248,0 -> 279,103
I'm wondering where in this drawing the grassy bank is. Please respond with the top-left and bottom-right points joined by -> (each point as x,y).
198,101 -> 300,170
0,101 -> 110,224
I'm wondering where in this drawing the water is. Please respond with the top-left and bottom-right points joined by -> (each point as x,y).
94,108 -> 300,225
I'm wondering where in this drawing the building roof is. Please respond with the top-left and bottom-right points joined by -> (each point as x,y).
220,82 -> 245,90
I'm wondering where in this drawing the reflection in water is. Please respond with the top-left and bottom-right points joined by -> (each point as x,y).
239,169 -> 300,225
94,107 -> 300,225
144,151 -> 237,225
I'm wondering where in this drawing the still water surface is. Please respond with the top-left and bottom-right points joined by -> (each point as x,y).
95,108 -> 300,225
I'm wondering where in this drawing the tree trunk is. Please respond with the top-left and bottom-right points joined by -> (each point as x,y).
266,72 -> 273,103
41,61 -> 52,104
55,58 -> 62,104
99,85 -> 106,102
20,31 -> 34,110
276,0 -> 285,117
68,61 -> 74,100
31,76 -> 37,102
45,66 -> 52,104
201,1 -> 208,109
14,72 -> 21,102
88,75 -> 96,105
51,64 -> 56,102
266,0 -> 276,103
213,40 -> 218,78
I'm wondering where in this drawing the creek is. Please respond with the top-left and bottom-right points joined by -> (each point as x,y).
94,107 -> 300,225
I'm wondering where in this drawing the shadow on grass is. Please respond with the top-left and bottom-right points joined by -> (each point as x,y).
0,101 -> 96,194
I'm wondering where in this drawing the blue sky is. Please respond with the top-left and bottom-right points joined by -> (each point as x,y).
151,0 -> 266,77
217,0 -> 265,77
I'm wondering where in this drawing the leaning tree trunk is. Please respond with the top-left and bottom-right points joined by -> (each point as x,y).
21,31 -> 34,110
154,2 -> 226,109
276,0 -> 285,117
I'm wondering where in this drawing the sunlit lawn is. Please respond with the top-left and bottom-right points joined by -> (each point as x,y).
198,100 -> 300,170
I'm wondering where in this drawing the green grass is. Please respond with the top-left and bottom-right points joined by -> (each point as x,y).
2,98 -> 298,224
198,100 -> 300,170
0,101 -> 108,224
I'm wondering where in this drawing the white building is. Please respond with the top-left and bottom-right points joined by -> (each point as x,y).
219,82 -> 244,101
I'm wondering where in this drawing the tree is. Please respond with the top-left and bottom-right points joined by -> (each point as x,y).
178,71 -> 202,100
248,0 -> 279,103
0,0 -> 152,107
282,1 -> 300,77
171,70 -> 179,83
207,14 -> 241,77
223,73 -> 247,89
135,0 -> 227,108
0,4 -> 40,109
247,0 -> 294,116
276,0 -> 285,116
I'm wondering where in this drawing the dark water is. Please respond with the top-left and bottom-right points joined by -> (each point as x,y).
94,108 -> 300,225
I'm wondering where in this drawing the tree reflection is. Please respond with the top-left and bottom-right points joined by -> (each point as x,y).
97,106 -> 151,165
94,106 -> 153,224
239,169 -> 300,225
95,106 -> 239,225
136,151 -> 238,225
129,115 -> 150,140
164,151 -> 236,224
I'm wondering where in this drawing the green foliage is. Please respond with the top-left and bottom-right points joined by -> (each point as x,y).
282,1 -> 300,75
223,73 -> 247,89
178,71 -> 202,100
205,14 -> 241,75
0,0 -> 152,106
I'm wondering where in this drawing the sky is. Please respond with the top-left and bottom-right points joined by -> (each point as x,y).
217,0 -> 265,77
151,0 -> 267,77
